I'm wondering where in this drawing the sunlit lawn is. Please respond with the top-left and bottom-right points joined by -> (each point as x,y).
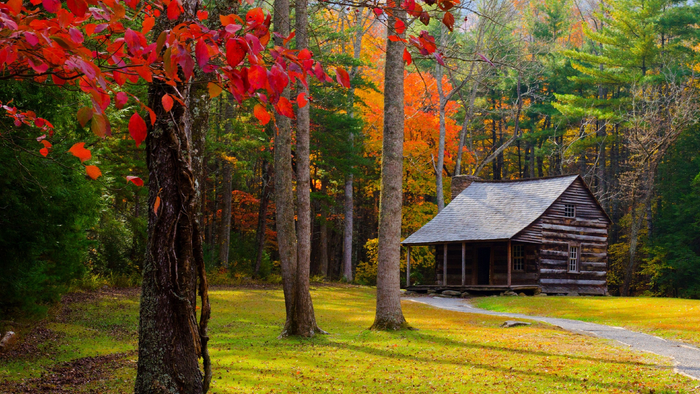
474,296 -> 700,347
1,286 -> 697,393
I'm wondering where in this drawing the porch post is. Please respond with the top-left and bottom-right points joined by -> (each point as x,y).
406,246 -> 411,287
443,243 -> 448,286
507,240 -> 512,287
461,242 -> 466,286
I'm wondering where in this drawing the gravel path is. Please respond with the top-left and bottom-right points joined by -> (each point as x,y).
406,296 -> 700,380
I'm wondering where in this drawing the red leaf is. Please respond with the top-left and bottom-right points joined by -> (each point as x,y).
248,65 -> 267,90
274,97 -> 295,119
226,38 -> 247,68
85,165 -> 102,180
197,10 -> 208,21
115,92 -> 128,109
297,92 -> 308,108
442,12 -> 455,32
129,112 -> 147,147
246,8 -> 264,24
220,14 -> 243,26
77,107 -> 93,127
195,39 -> 209,69
403,48 -> 413,65
253,104 -> 271,125
142,17 -> 155,34
162,94 -> 174,112
435,52 -> 445,66
42,0 -> 60,12
420,12 -> 430,26
388,35 -> 407,42
298,48 -> 312,61
146,106 -> 156,125
335,67 -> 350,88
66,0 -> 86,17
394,20 -> 406,34
373,7 -> 383,16
126,176 -> 144,186
167,0 -> 181,20
39,140 -> 51,157
69,142 -> 91,162
7,0 -> 22,15
69,28 -> 84,44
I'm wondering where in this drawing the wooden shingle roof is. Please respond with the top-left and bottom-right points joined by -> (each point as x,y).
402,175 -> 580,245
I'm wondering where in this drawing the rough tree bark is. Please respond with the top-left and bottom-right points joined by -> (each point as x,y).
134,2 -> 211,392
371,7 -> 408,331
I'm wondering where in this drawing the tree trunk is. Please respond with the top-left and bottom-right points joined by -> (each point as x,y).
371,9 -> 408,331
218,102 -> 234,268
435,25 -> 447,212
342,174 -> 354,281
341,9 -> 371,282
273,0 -> 298,331
272,0 -> 321,338
135,4 -> 211,392
319,178 -> 329,278
254,161 -> 271,277
286,0 -> 321,337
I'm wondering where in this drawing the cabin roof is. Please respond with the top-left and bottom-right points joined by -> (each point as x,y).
402,175 -> 583,246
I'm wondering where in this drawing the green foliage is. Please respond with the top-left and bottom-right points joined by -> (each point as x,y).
0,130 -> 99,315
0,84 -> 102,316
649,127 -> 700,298
355,239 -> 435,286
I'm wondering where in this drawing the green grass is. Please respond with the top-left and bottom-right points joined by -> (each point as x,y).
1,287 -> 698,393
474,296 -> 700,347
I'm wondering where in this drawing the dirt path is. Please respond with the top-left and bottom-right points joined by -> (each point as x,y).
407,296 -> 700,381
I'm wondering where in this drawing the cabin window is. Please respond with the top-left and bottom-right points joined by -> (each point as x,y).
513,245 -> 524,271
568,244 -> 579,272
564,204 -> 576,218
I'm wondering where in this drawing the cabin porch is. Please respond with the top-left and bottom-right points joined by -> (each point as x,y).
403,241 -> 539,289
405,284 -> 541,295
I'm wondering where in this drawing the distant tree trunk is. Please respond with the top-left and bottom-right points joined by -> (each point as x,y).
254,161 -> 271,277
219,142 -> 232,267
342,173 -> 354,281
134,2 -> 211,392
371,8 -> 408,331
435,25 -> 447,212
319,178 -> 329,277
342,9 -> 371,282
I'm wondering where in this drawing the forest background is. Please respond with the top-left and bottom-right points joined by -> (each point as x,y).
2,0 -> 700,319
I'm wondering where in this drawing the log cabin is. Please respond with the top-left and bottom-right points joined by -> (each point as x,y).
402,174 -> 611,295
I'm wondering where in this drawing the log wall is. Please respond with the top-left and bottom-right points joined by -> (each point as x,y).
513,178 -> 610,295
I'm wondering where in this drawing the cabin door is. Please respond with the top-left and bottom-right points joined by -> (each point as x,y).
477,247 -> 490,285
